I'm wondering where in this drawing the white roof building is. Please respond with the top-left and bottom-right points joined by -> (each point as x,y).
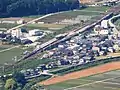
99,29 -> 109,35
11,29 -> 23,38
29,29 -> 43,36
101,20 -> 109,29
27,36 -> 41,42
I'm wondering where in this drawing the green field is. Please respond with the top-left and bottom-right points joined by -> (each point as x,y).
0,6 -> 110,30
46,70 -> 120,90
39,11 -> 102,23
22,15 -> 43,18
26,23 -> 67,30
0,46 -> 24,64
81,6 -> 110,12
0,45 -> 35,65
0,23 -> 18,29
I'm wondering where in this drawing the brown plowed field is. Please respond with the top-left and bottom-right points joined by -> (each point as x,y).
39,61 -> 120,85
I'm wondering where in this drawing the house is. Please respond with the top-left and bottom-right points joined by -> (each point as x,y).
10,29 -> 23,38
83,56 -> 94,62
94,25 -> 102,34
29,29 -> 43,36
17,19 -> 24,24
57,59 -> 70,65
21,39 -> 33,44
99,29 -> 109,35
73,55 -> 79,60
62,49 -> 74,56
79,53 -> 86,58
92,46 -> 100,52
78,59 -> 85,64
94,24 -> 109,35
39,64 -> 47,70
67,44 -> 79,50
113,44 -> 120,51
101,20 -> 109,29
108,47 -> 115,53
42,54 -> 49,58
93,51 -> 100,57
27,36 -> 42,42
99,50 -> 107,56
100,46 -> 107,51
0,31 -> 6,38
102,40 -> 114,47
72,60 -> 79,65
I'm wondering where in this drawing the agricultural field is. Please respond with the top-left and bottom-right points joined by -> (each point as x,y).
80,6 -> 110,12
0,6 -> 110,30
0,46 -> 23,64
38,6 -> 110,23
0,23 -> 18,30
0,45 -> 33,65
39,11 -> 102,23
24,6 -> 110,30
46,70 -> 120,90
25,23 -> 67,30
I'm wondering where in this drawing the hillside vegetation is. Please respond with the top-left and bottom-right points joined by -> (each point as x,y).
0,0 -> 80,17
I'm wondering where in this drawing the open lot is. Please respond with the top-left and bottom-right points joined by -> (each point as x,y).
46,69 -> 120,90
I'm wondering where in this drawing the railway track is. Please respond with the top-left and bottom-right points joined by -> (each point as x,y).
21,12 -> 113,60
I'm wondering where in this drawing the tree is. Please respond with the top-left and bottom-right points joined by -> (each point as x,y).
4,78 -> 17,90
0,0 -> 81,17
13,72 -> 26,86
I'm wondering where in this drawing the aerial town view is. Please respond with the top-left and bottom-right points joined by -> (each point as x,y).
0,0 -> 120,90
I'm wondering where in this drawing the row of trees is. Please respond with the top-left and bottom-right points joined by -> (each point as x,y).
0,0 -> 80,17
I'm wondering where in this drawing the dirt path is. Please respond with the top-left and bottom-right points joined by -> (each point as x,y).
39,61 -> 120,85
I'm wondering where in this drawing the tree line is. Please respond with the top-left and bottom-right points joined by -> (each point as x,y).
0,0 -> 80,17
